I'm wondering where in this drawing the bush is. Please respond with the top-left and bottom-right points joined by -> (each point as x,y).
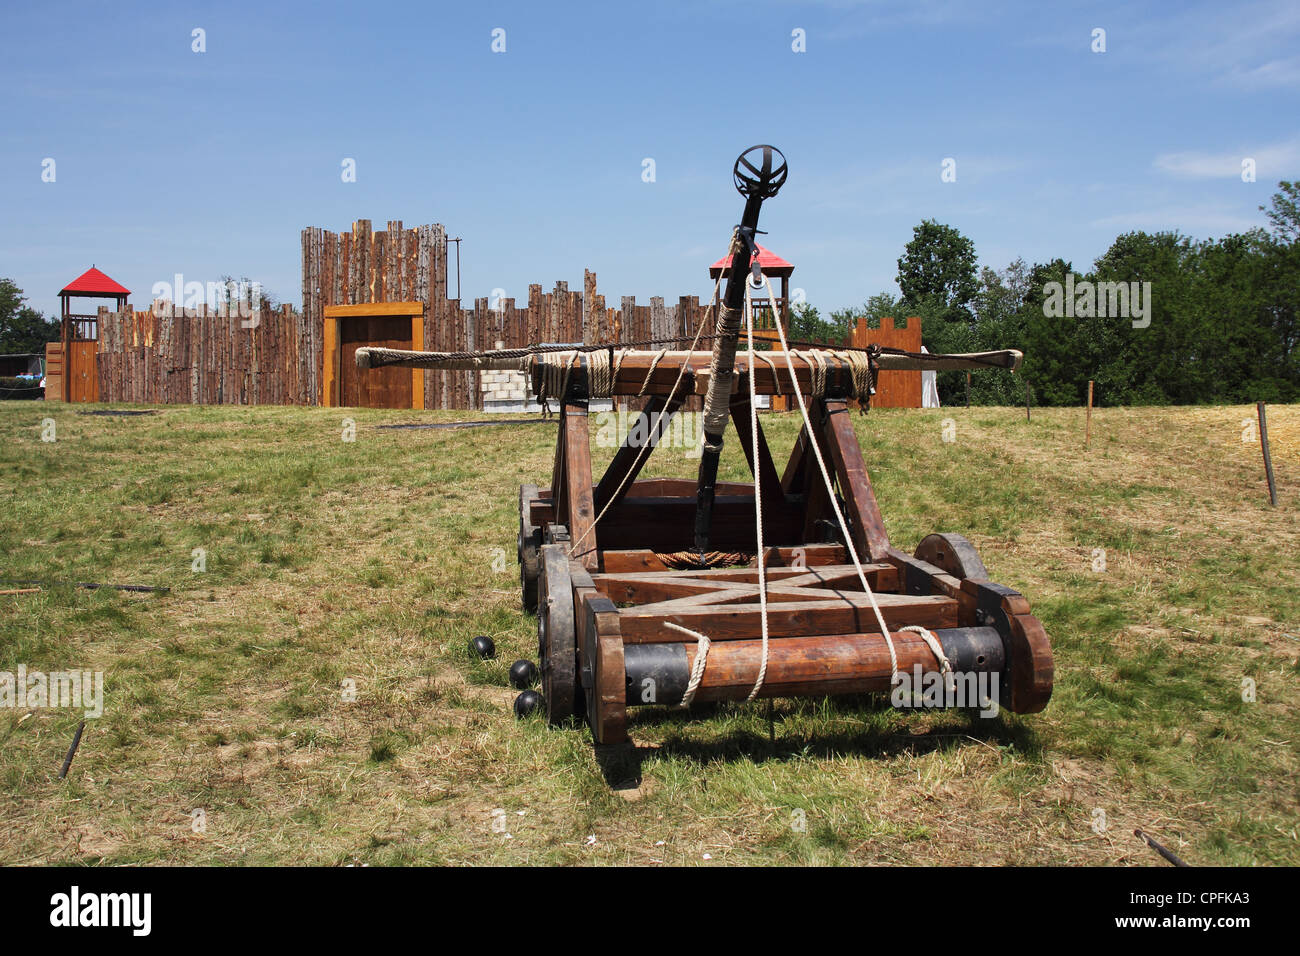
0,376 -> 44,400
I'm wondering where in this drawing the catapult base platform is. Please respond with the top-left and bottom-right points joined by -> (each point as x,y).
516,358 -> 1054,745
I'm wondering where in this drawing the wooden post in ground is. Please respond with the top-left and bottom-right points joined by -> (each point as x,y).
1085,380 -> 1094,448
1025,379 -> 1032,422
1258,401 -> 1278,506
965,371 -> 971,408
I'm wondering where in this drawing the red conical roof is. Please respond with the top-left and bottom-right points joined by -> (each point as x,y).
60,267 -> 131,297
709,244 -> 794,276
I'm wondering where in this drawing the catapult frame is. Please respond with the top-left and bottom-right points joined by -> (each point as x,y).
518,348 -> 1054,744
360,145 -> 1053,750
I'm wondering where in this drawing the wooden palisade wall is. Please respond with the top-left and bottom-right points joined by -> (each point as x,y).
95,303 -> 312,405
95,220 -> 907,409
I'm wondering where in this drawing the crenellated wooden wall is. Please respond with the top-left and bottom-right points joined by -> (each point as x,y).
301,220 -> 712,409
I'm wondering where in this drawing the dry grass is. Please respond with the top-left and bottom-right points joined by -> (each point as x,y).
0,400 -> 1296,866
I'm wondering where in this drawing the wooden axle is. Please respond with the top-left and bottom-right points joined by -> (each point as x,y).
622,626 -> 1006,705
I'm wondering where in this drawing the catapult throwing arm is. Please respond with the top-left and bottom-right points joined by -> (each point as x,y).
355,346 -> 531,372
874,348 -> 1023,372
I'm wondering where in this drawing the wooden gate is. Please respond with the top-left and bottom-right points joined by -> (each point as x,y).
67,340 -> 98,402
322,303 -> 425,408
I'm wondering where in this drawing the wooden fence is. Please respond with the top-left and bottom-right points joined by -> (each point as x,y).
95,303 -> 313,405
91,219 -> 913,409
850,315 -> 922,408
302,220 -> 711,410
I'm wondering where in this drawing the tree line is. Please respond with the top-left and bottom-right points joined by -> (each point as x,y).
788,181 -> 1300,406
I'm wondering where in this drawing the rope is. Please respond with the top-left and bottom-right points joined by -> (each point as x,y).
754,351 -> 782,396
759,271 -> 902,686
655,550 -> 751,570
536,351 -> 580,415
638,348 -> 668,396
743,277 -> 770,702
699,231 -> 748,446
899,625 -> 955,693
587,349 -> 614,398
666,622 -> 711,708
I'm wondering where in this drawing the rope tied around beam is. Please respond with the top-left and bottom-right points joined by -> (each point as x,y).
784,348 -> 875,411
753,351 -> 783,396
535,348 -> 620,414
666,622 -> 711,708
899,625 -> 955,694
535,351 -> 579,416
638,349 -> 668,397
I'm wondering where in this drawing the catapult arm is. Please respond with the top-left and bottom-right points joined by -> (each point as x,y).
354,345 -> 1023,379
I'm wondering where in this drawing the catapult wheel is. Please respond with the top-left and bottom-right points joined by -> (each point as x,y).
915,532 -> 989,580
537,543 -> 580,724
518,484 -> 541,612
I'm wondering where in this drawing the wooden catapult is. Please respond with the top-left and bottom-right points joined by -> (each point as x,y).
358,146 -> 1053,749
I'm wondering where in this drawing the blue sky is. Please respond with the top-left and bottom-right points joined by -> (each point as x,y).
3,0 -> 1298,319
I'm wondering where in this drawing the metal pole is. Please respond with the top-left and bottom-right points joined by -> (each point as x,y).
59,721 -> 86,779
693,146 -> 786,555
1134,828 -> 1189,867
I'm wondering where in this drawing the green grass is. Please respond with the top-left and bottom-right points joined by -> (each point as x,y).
0,400 -> 1296,865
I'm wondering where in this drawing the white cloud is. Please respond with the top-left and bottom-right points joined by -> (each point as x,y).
1088,205 -> 1263,235
1222,56 -> 1300,89
1153,138 -> 1300,180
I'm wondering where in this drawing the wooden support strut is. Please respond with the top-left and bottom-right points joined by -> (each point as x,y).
593,395 -> 685,513
550,363 -> 598,570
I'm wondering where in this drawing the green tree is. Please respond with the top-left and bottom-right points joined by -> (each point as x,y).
785,302 -> 850,345
0,279 -> 59,354
897,219 -> 979,324
1261,180 -> 1300,242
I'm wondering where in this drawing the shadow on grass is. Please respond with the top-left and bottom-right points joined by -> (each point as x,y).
591,696 -> 1042,788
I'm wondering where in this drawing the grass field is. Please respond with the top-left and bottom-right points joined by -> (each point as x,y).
1,399 -> 1296,866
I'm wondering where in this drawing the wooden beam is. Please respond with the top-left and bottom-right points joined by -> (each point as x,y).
617,592 -> 957,642
593,395 -> 683,512
598,543 -> 848,573
730,392 -> 784,507
821,399 -> 891,560
563,404 -> 598,569
324,301 -> 424,317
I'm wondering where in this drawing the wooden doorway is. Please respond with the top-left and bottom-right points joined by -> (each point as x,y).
67,341 -> 98,402
322,303 -> 424,408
